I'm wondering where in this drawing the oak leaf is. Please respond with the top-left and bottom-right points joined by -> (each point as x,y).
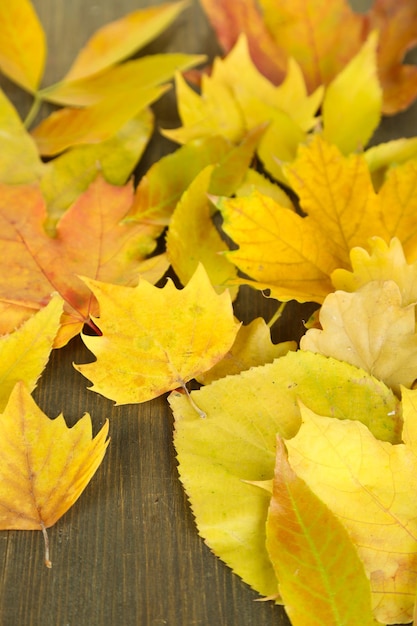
332,237 -> 417,306
75,264 -> 240,404
285,390 -> 417,624
0,296 -> 62,412
171,350 -> 400,597
265,437 -> 375,626
0,382 -> 109,567
0,176 -> 161,346
300,280 -> 417,393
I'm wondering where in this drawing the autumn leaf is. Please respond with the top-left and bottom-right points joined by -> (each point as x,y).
285,390 -> 417,624
42,53 -> 205,107
166,166 -> 239,293
0,88 -> 43,184
0,296 -> 62,412
128,129 -> 262,229
0,382 -> 109,567
265,437 -> 375,626
75,264 -> 240,405
0,176 -> 161,346
171,350 -> 400,598
301,280 -> 417,393
332,237 -> 417,305
199,0 -> 287,85
200,0 -> 417,114
217,136 -> 417,304
322,31 -> 382,155
0,0 -> 46,92
31,84 -> 168,156
41,109 -> 154,231
370,0 -> 417,114
62,1 -> 189,82
197,318 -> 296,384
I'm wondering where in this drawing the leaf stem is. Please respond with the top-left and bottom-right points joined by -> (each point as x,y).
24,94 -> 43,129
181,382 -> 206,419
40,521 -> 52,568
267,301 -> 287,328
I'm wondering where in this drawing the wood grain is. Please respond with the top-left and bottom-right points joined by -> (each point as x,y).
0,1 -> 416,625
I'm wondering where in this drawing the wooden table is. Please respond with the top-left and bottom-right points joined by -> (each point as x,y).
1,1 -> 416,625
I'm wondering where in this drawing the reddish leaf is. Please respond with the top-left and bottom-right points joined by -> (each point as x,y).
0,177 -> 160,346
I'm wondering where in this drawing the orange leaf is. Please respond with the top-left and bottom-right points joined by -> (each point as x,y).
0,382 -> 109,566
63,0 -> 188,82
75,264 -> 240,405
0,0 -> 46,92
31,85 -> 167,156
0,177 -> 159,346
199,0 -> 286,84
369,0 -> 417,114
200,0 -> 417,114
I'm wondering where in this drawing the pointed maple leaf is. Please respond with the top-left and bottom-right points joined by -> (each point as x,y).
200,0 -> 417,114
0,176 -> 161,346
0,296 -> 62,411
218,136 -> 417,304
266,437 -> 375,626
75,264 -> 240,405
0,382 -> 109,567
285,391 -> 417,624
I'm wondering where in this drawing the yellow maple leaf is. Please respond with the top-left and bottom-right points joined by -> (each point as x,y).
75,264 -> 240,404
0,382 -> 109,567
285,389 -> 417,624
218,136 -> 417,304
301,280 -> 417,393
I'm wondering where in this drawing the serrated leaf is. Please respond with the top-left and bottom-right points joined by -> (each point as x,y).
0,382 -> 109,566
75,264 -> 240,404
266,437 -> 375,626
171,350 -> 400,599
0,177 -> 159,346
285,391 -> 417,624
0,0 -> 46,92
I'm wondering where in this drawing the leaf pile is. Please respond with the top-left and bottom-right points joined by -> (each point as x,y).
2,1 -> 417,625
